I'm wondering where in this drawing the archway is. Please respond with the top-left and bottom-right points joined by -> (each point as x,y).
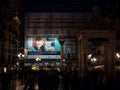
78,31 -> 116,81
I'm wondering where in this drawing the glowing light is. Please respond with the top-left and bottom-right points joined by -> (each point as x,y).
16,62 -> 19,65
22,54 -> 25,57
17,53 -> 24,59
87,54 -> 92,59
36,58 -> 41,61
63,59 -> 65,62
4,67 -> 7,73
91,57 -> 97,62
17,53 -> 21,57
116,53 -> 120,59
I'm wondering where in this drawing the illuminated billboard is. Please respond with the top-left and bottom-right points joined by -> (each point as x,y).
24,37 -> 61,59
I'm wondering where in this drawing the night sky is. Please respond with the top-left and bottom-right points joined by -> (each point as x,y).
23,0 -> 119,13
0,0 -> 119,13
0,0 -> 119,16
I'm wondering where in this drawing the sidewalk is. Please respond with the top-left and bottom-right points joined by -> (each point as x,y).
11,79 -> 39,90
1,78 -> 63,90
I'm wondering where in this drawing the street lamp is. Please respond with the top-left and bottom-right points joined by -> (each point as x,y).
116,53 -> 120,59
17,53 -> 24,70
115,52 -> 120,72
59,36 -> 65,71
17,53 -> 24,59
32,58 -> 41,70
36,58 -> 41,62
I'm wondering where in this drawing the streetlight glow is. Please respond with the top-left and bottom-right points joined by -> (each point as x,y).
116,53 -> 120,59
36,58 -> 41,61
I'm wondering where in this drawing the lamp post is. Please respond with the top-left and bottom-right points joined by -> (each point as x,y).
59,36 -> 65,71
17,53 -> 24,70
35,58 -> 41,70
115,53 -> 120,73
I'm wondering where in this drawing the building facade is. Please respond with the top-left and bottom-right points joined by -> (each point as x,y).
0,0 -> 23,71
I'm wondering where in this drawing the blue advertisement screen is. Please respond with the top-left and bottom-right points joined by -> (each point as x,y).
24,37 -> 61,59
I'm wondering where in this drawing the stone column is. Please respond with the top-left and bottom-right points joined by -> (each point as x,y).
78,39 -> 88,78
104,40 -> 116,82
78,40 -> 81,77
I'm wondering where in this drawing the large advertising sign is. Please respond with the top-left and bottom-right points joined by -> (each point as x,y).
24,37 -> 61,59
